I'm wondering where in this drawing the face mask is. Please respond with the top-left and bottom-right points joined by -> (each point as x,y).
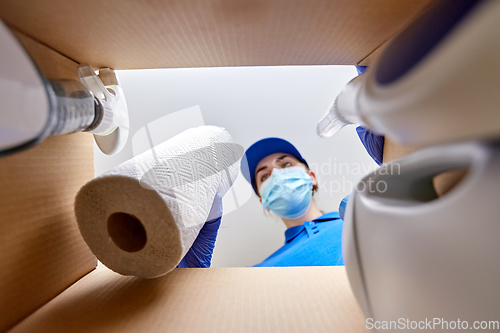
259,165 -> 313,219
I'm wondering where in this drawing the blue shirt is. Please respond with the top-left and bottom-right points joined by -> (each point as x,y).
253,211 -> 344,267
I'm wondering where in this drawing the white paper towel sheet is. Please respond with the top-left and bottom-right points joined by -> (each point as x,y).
75,126 -> 242,278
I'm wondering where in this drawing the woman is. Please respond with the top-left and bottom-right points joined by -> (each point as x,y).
241,137 -> 344,267
178,66 -> 383,268
178,129 -> 382,268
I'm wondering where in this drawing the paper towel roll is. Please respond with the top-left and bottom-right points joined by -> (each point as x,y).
75,126 -> 242,278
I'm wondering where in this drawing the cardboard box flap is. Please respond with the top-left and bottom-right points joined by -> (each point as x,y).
10,266 -> 371,332
0,0 -> 432,69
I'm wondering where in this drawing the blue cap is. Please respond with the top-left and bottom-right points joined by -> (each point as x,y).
241,137 -> 308,194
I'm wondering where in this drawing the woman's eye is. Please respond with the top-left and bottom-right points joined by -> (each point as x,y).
283,162 -> 292,167
261,174 -> 270,182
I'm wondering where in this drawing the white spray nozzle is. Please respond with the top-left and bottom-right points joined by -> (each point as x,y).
316,74 -> 369,139
316,97 -> 350,138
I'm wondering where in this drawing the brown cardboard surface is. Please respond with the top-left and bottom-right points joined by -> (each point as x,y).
382,138 -> 467,197
12,30 -> 81,80
433,169 -> 468,197
358,39 -> 388,66
382,138 -> 423,164
0,0 -> 431,69
0,31 -> 97,332
10,266 -> 371,333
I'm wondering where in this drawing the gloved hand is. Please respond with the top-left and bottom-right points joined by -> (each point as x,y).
177,193 -> 223,268
355,65 -> 368,75
353,66 -> 385,166
356,126 -> 384,166
339,194 -> 350,221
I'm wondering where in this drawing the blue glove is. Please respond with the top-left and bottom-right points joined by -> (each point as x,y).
353,66 -> 385,166
355,65 -> 368,75
356,126 -> 384,166
177,193 -> 223,268
339,195 -> 350,221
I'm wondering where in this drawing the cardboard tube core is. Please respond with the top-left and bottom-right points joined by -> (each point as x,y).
107,212 -> 147,252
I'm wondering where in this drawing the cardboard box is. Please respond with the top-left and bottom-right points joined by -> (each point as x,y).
0,1 -> 434,331
0,0 -> 432,69
9,267 -> 368,333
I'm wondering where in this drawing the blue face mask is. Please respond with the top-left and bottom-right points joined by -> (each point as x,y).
259,166 -> 313,219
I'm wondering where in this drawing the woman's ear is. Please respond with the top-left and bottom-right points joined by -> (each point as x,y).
308,170 -> 317,187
